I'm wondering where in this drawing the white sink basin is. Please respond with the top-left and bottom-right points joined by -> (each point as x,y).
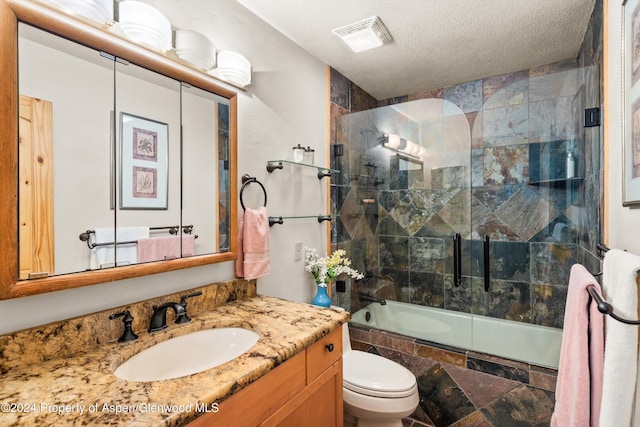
113,328 -> 259,382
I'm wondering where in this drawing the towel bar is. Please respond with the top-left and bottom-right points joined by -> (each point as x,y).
586,285 -> 640,325
79,225 -> 196,249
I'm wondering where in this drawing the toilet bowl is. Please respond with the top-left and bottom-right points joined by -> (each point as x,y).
338,311 -> 419,427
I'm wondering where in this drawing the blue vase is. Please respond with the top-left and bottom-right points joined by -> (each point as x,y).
312,283 -> 331,308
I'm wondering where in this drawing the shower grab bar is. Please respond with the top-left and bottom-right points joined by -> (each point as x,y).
484,235 -> 490,292
453,233 -> 461,287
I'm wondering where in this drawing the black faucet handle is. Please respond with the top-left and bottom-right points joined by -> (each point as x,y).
177,291 -> 203,323
109,310 -> 139,343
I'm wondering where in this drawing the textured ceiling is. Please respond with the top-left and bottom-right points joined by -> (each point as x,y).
235,0 -> 597,100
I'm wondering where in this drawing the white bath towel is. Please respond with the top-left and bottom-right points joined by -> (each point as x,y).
599,249 -> 640,427
89,227 -> 149,269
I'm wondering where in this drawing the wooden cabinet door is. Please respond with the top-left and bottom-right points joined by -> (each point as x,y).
262,359 -> 343,427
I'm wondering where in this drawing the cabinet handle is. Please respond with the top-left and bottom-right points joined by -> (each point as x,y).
325,343 -> 334,352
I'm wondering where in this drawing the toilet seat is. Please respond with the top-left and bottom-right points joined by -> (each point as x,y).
343,350 -> 417,398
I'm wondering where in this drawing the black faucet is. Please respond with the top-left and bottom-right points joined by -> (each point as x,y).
359,293 -> 387,305
148,302 -> 187,333
109,310 -> 139,343
179,291 -> 203,323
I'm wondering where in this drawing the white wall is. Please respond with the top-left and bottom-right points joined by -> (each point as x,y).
606,0 -> 640,254
0,0 -> 327,334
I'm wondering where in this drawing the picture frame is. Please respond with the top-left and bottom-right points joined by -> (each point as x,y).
623,0 -> 640,205
120,112 -> 168,209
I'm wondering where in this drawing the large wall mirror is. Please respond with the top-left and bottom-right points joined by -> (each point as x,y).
0,0 -> 237,299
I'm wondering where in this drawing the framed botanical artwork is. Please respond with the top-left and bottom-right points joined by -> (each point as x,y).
120,112 -> 168,209
623,0 -> 640,205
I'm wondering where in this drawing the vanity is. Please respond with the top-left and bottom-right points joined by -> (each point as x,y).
0,280 -> 348,426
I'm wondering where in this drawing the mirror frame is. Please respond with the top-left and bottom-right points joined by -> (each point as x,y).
0,0 -> 238,299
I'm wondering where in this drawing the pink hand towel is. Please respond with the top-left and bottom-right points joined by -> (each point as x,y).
236,207 -> 270,280
551,263 -> 604,427
137,235 -> 196,263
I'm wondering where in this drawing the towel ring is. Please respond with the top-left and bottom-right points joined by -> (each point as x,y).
240,174 -> 267,211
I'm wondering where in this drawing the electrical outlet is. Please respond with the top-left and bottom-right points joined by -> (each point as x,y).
294,242 -> 302,261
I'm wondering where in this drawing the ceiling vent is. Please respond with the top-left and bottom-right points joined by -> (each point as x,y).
332,16 -> 393,53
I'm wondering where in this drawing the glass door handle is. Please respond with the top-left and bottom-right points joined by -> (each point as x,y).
453,233 -> 462,287
484,235 -> 490,292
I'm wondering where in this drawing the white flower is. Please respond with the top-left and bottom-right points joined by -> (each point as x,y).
304,247 -> 364,286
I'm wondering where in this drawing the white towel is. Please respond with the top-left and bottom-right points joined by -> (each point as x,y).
599,249 -> 640,427
89,227 -> 149,269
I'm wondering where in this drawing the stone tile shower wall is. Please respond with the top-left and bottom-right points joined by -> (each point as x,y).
331,47 -> 605,332
329,2 -> 602,425
332,60 -> 601,329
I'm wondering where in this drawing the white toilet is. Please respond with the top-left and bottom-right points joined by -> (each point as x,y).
340,321 -> 420,427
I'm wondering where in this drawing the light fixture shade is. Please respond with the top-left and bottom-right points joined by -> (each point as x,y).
175,30 -> 216,70
48,0 -> 113,24
118,0 -> 171,51
217,50 -> 251,86
386,134 -> 401,148
332,16 -> 392,53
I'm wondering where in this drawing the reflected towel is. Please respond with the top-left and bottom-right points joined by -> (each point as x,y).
137,235 -> 195,263
89,227 -> 149,269
599,249 -> 640,427
236,207 -> 270,280
551,264 -> 604,427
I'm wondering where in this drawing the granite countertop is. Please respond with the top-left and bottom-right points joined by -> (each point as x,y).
0,296 -> 348,426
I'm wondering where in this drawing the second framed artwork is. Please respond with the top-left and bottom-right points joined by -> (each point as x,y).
120,112 -> 169,209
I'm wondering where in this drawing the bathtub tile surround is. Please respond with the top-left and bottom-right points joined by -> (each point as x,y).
330,61 -> 601,332
0,286 -> 348,426
350,324 -> 557,427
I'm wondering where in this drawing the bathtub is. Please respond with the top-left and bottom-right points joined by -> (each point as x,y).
350,300 -> 562,369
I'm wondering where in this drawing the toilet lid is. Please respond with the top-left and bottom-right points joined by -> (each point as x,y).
343,350 -> 417,398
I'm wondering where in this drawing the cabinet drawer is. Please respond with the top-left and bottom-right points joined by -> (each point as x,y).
306,326 -> 342,383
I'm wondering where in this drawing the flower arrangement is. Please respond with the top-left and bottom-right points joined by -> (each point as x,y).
304,247 -> 364,287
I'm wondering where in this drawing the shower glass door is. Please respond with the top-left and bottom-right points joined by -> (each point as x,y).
333,64 -> 599,369
468,65 -> 600,368
333,98 -> 474,349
